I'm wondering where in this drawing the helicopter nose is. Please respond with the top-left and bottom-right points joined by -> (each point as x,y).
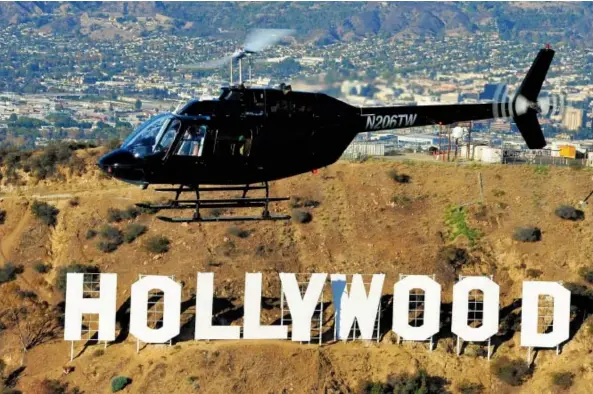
97,149 -> 145,182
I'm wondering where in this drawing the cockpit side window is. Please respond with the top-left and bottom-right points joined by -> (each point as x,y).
155,119 -> 181,153
175,124 -> 207,157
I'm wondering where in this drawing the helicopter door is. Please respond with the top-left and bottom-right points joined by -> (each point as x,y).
174,124 -> 208,158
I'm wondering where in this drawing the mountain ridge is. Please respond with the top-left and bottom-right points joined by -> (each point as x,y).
1,2 -> 593,45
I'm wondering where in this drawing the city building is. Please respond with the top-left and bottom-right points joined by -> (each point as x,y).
563,107 -> 583,131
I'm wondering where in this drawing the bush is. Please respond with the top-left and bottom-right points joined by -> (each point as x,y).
93,349 -> 105,357
111,376 -> 131,392
97,225 -> 123,253
436,246 -> 470,270
30,378 -> 80,394
107,206 -> 140,223
578,267 -> 593,284
31,201 -> 60,226
551,372 -> 574,390
526,268 -> 542,278
292,210 -> 312,224
491,357 -> 531,386
290,196 -> 321,208
86,229 -> 97,239
555,205 -> 584,221
0,209 -> 6,224
512,227 -> 542,242
97,241 -> 119,253
227,226 -> 250,238
444,205 -> 481,246
69,197 -> 80,207
0,263 -> 24,284
358,381 -> 388,394
123,223 -> 148,243
388,369 -> 448,393
137,202 -> 159,215
145,236 -> 170,253
106,208 -> 123,223
388,169 -> 411,183
456,381 -> 484,394
55,263 -> 100,295
17,290 -> 38,300
33,262 -> 51,274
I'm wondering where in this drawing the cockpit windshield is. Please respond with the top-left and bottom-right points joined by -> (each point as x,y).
121,113 -> 175,157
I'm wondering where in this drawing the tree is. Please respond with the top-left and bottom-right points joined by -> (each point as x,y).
135,98 -> 142,111
8,113 -> 17,122
0,283 -> 60,352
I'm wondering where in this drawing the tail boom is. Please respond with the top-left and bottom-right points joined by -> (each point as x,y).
358,47 -> 554,149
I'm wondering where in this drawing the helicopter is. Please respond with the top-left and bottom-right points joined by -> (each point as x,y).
98,30 -> 557,223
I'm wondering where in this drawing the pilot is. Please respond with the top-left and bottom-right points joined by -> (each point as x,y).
177,125 -> 205,157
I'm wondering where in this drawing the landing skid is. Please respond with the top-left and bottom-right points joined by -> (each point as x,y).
137,182 -> 291,223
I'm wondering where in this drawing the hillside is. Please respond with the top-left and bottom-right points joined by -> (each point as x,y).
2,150 -> 593,393
2,2 -> 593,44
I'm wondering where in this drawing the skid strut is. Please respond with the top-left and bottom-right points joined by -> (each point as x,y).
137,182 -> 291,223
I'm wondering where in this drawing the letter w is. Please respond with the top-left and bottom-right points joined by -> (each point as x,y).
330,274 -> 384,340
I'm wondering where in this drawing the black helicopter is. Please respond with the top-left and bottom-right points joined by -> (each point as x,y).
98,33 -> 556,223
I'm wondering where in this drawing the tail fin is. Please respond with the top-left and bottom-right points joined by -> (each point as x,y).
513,47 -> 555,149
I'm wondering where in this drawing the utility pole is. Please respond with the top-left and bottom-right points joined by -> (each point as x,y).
439,123 -> 443,161
467,121 -> 472,160
447,125 -> 452,162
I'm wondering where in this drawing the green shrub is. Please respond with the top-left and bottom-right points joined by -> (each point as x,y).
456,381 -> 484,394
555,205 -> 584,221
533,165 -> 549,175
227,226 -> 250,238
0,263 -> 24,284
391,194 -> 413,206
145,236 -> 170,253
137,202 -> 159,215
491,357 -> 531,386
358,381 -> 388,394
17,289 -> 37,300
123,206 -> 140,220
512,227 -> 542,242
388,369 -> 448,393
0,209 -> 6,224
444,205 -> 481,246
32,378 -> 80,394
86,229 -> 97,239
493,189 -> 506,197
388,169 -> 411,183
579,267 -> 593,284
292,210 -> 313,224
33,262 -> 51,274
551,372 -> 574,390
31,201 -> 60,226
111,376 -> 131,392
69,197 -> 80,207
55,263 -> 100,295
123,223 -> 148,243
290,196 -> 321,208
107,206 -> 140,223
97,241 -> 119,253
526,268 -> 542,278
187,376 -> 200,391
96,225 -> 123,253
93,349 -> 105,357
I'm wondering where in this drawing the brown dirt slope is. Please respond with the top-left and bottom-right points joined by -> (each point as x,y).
2,157 -> 593,393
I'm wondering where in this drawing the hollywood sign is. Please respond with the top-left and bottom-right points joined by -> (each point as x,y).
64,273 -> 570,349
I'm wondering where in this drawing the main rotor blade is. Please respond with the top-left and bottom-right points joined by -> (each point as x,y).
243,28 -> 295,53
178,54 -> 235,71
